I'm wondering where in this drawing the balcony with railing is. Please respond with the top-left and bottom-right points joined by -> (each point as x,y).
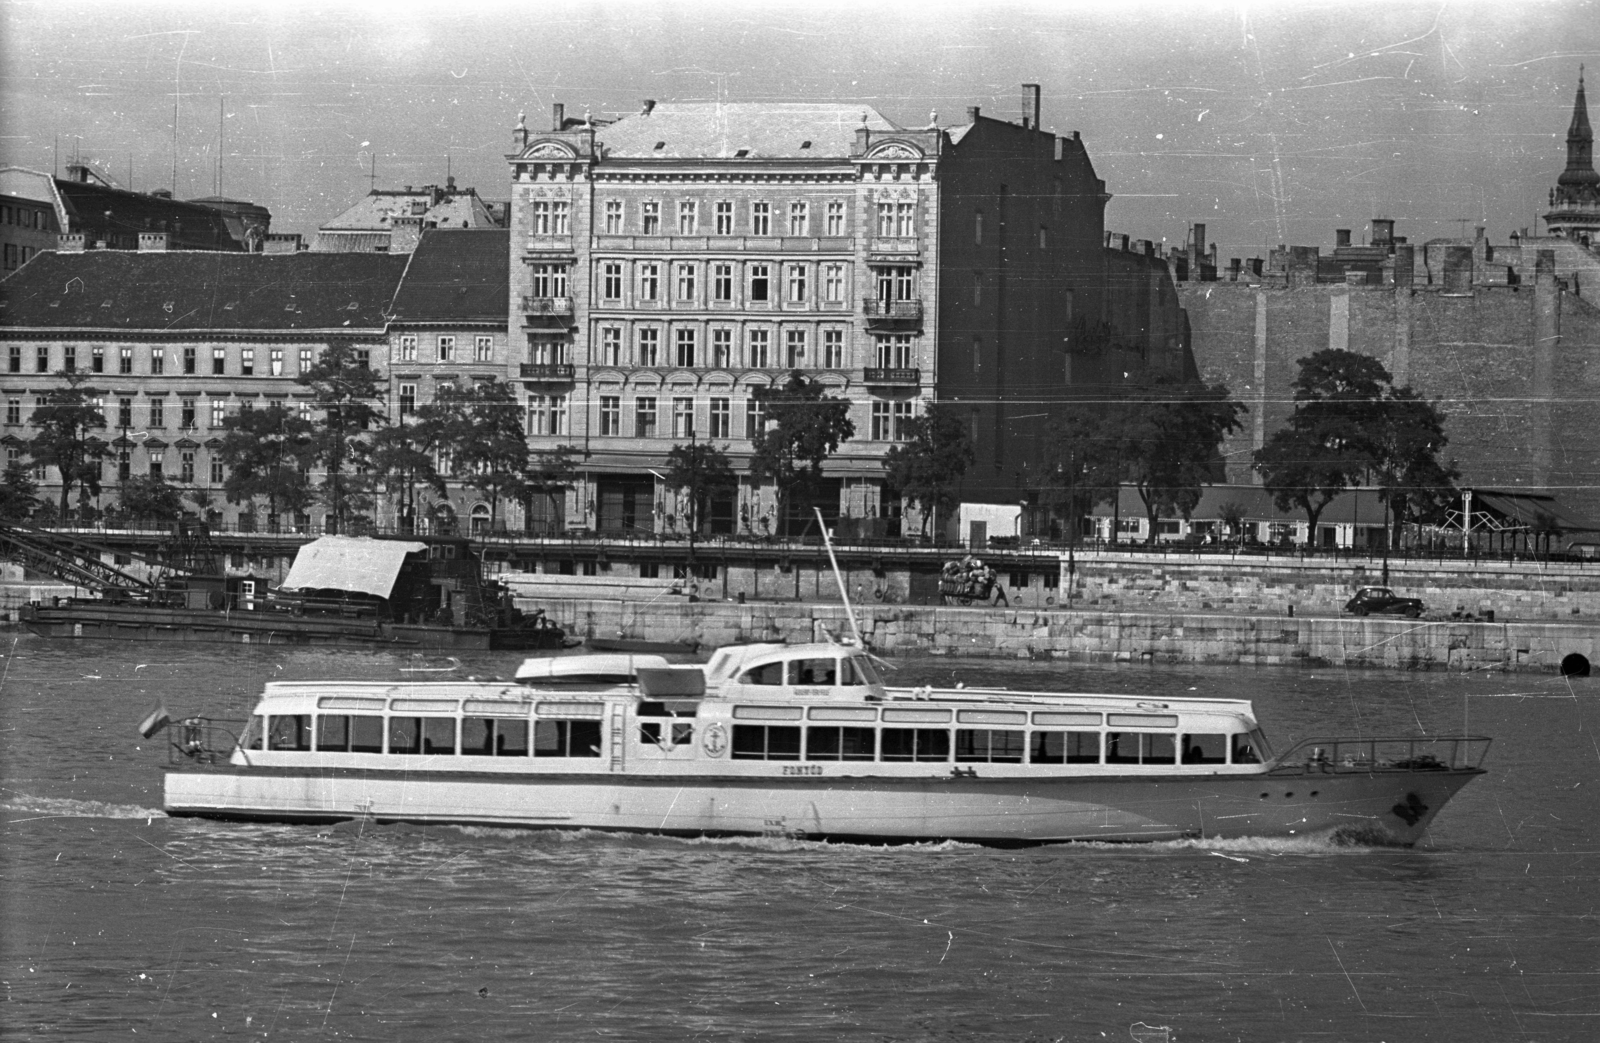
862,367 -> 921,386
519,363 -> 575,381
862,298 -> 923,326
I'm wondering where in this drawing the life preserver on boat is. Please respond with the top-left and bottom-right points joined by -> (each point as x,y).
701,722 -> 728,758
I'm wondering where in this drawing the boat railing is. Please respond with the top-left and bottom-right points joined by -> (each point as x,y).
1269,735 -> 1493,774
165,716 -> 247,766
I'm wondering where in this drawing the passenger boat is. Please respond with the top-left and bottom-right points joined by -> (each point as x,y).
160,640 -> 1491,845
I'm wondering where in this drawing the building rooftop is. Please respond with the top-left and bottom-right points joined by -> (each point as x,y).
594,102 -> 899,160
317,180 -> 499,233
388,228 -> 509,323
0,251 -> 408,331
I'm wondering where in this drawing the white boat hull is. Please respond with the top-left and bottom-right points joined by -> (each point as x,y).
164,766 -> 1481,846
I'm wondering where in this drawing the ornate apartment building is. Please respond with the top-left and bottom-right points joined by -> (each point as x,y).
504,88 -> 1117,536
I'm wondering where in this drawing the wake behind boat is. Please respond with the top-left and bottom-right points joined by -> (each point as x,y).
158,639 -> 1489,846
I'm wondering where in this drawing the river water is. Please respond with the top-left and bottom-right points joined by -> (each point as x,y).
1,635 -> 1596,1042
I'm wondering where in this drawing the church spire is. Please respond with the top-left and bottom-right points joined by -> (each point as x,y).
1559,65 -> 1597,188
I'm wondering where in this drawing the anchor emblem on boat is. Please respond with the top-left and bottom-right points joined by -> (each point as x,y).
1391,792 -> 1428,825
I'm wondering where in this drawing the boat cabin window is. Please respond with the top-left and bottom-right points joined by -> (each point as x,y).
316,715 -> 384,753
1182,733 -> 1228,765
388,717 -> 457,755
805,726 -> 876,761
731,724 -> 801,760
243,715 -> 264,751
1030,731 -> 1100,764
638,700 -> 696,747
880,728 -> 950,762
268,715 -> 310,752
534,720 -> 602,757
955,729 -> 1024,763
740,662 -> 786,686
790,658 -> 837,686
461,717 -> 529,757
1231,731 -> 1266,764
847,656 -> 883,686
1106,732 -> 1176,765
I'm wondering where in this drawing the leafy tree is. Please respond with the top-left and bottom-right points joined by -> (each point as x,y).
0,464 -> 39,521
296,341 -> 386,534
1255,350 -> 1454,543
27,370 -> 108,523
1121,378 -> 1245,544
217,403 -> 316,529
1048,406 -> 1137,543
1217,500 -> 1249,546
429,379 -> 528,532
113,474 -> 187,525
749,371 -> 855,537
882,404 -> 974,538
368,415 -> 446,534
523,444 -> 580,534
664,441 -> 736,535
1368,388 -> 1459,548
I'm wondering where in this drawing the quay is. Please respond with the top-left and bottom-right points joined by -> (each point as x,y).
524,597 -> 1599,674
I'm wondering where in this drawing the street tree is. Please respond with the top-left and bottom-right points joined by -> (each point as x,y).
431,379 -> 528,532
1122,379 -> 1246,544
297,341 -> 385,534
113,474 -> 188,525
664,441 -> 736,535
216,403 -> 317,528
524,444 -> 580,534
1369,387 -> 1458,547
882,404 -> 974,538
749,370 -> 855,537
1048,406 -> 1136,543
27,370 -> 108,523
0,464 -> 39,521
368,415 -> 446,534
1256,349 -> 1454,541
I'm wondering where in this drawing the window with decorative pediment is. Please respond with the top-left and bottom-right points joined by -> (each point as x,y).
709,397 -> 730,438
599,395 -> 620,436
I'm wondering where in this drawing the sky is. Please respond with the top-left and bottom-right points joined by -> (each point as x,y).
3,0 -> 1598,259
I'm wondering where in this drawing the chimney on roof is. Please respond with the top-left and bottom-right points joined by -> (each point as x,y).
642,99 -> 656,116
1371,218 -> 1395,247
446,175 -> 456,192
1336,229 -> 1351,248
1022,83 -> 1041,130
138,232 -> 168,252
966,106 -> 981,123
552,103 -> 565,131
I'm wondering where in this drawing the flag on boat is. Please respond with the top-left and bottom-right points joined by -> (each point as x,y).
137,703 -> 171,738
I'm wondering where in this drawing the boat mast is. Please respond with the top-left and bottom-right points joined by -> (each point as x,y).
815,508 -> 866,647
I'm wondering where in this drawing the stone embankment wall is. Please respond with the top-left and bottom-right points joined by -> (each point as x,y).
1063,553 -> 1600,620
525,598 -> 1599,673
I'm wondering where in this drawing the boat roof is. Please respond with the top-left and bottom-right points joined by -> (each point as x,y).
515,653 -> 670,683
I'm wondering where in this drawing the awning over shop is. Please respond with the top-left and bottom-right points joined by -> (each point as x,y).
281,536 -> 427,598
1467,490 -> 1600,533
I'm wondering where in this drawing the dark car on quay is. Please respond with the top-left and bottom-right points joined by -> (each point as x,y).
1344,587 -> 1426,618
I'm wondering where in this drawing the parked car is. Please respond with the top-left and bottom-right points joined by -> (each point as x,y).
1344,587 -> 1425,618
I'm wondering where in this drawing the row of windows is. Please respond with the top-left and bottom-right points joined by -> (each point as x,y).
5,345 -> 360,377
578,199 -> 911,239
597,394 -> 914,442
587,329 -> 913,371
257,714 -> 602,758
2,244 -> 37,270
2,204 -> 51,228
396,335 -> 495,364
730,726 -> 1260,765
7,444 -> 223,485
582,261 -> 917,307
5,395 -> 317,432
